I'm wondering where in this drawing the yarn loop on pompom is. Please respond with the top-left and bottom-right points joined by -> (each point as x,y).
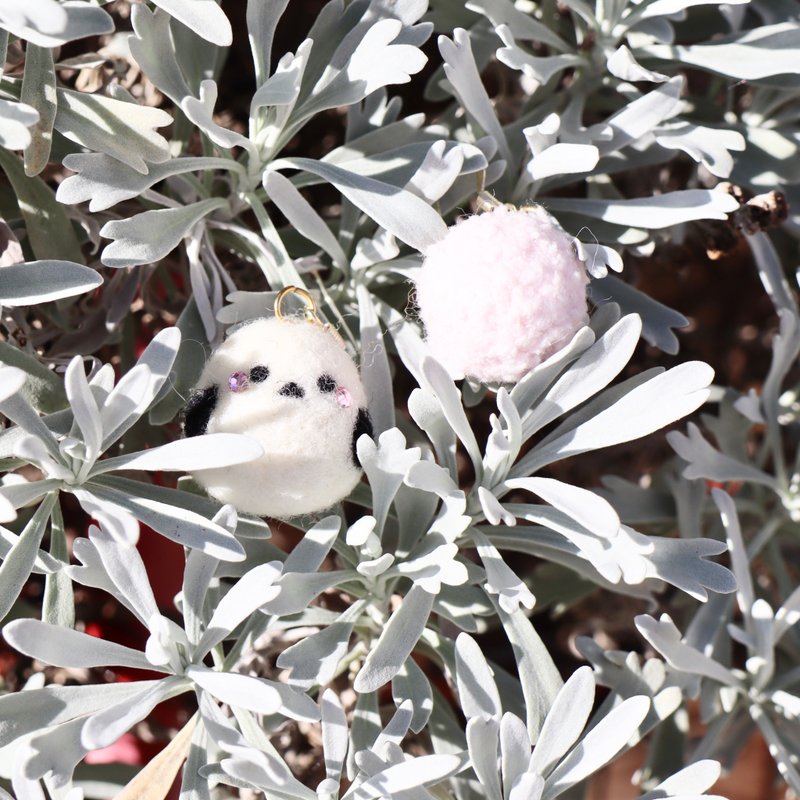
414,205 -> 589,383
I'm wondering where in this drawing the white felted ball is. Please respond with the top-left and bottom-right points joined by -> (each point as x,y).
414,205 -> 590,383
184,317 -> 372,518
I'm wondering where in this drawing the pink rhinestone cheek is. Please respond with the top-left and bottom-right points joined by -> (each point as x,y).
228,371 -> 249,393
335,386 -> 352,408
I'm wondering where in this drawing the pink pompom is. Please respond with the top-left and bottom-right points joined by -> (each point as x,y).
414,205 -> 589,383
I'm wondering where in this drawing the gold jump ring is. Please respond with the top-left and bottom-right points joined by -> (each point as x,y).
274,286 -> 320,325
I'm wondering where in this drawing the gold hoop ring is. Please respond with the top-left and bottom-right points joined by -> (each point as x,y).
274,286 -> 320,325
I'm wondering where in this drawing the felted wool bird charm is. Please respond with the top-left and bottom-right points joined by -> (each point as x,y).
183,288 -> 373,518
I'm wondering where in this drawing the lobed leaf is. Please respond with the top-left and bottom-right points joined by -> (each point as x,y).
82,677 -> 186,750
100,199 -> 228,268
667,423 -> 777,488
635,614 -> 742,687
439,28 -> 511,163
55,87 -> 172,174
520,362 -> 714,474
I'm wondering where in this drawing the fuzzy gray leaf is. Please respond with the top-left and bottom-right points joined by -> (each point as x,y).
505,478 -> 620,539
95,433 -> 263,475
265,170 -> 348,270
55,87 -> 172,173
0,260 -> 102,306
711,488 -> 754,612
518,315 -> 641,440
528,666 -> 594,777
101,327 -> 181,449
195,561 -> 282,656
347,753 -> 467,800
496,25 -> 582,86
150,0 -> 231,45
100,199 -> 227,268
455,632 -> 502,721
268,158 -> 446,252
20,44 -> 55,175
3,618 -> 153,670
0,494 -> 54,620
58,153 -> 240,212
466,0 -> 571,51
278,620 -> 355,689
667,423 -> 776,488
656,123 -> 745,178
644,23 -> 800,80
0,680 -> 159,749
358,428 -> 421,536
439,27 -> 511,163
635,614 -> 742,687
522,362 -> 714,473
129,6 -> 193,105
607,45 -> 668,82
542,696 -> 650,798
639,760 -> 723,799
645,535 -> 736,602
357,285 -> 395,437
247,0 -> 291,85
497,605 -> 563,741
321,688 -> 348,786
0,98 -> 37,151
0,342 -> 66,415
0,0 -> 113,47
87,523 -> 159,626
546,190 -> 739,229
187,666 -> 282,715
589,276 -> 688,355
354,585 -> 434,693
467,716 -> 502,800
82,677 -> 185,750
81,481 -> 246,561
392,656 -> 433,734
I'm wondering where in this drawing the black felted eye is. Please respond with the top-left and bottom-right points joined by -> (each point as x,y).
317,374 -> 336,393
249,365 -> 270,383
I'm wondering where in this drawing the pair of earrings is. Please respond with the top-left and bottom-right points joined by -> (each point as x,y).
184,197 -> 589,516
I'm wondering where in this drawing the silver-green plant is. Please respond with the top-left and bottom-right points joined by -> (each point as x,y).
1,0 -> 799,798
582,232 -> 800,795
